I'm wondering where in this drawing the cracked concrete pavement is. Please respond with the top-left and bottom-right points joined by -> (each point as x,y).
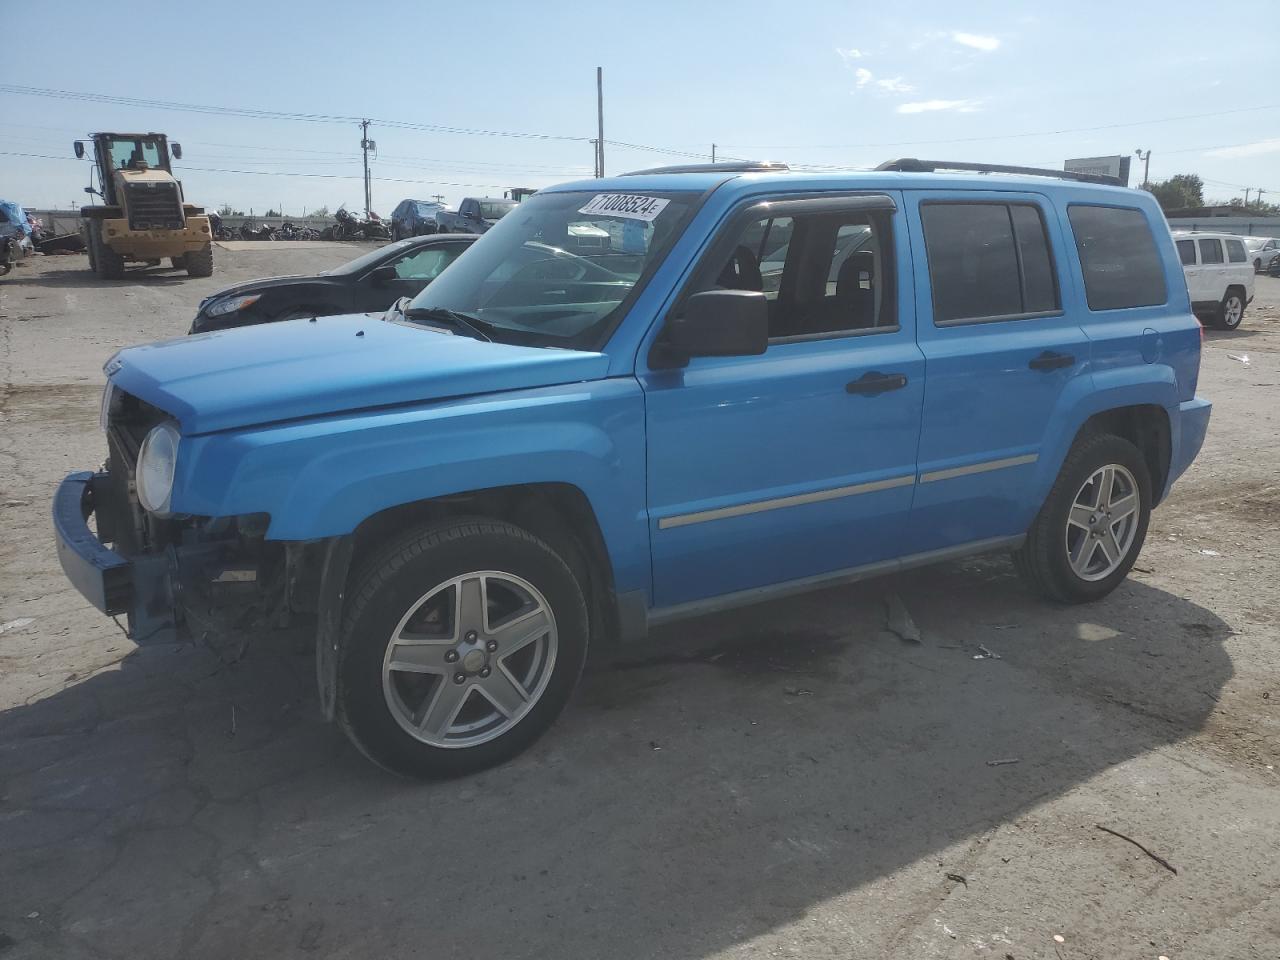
1,249 -> 1278,959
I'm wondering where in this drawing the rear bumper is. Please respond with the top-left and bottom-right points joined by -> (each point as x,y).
53,471 -> 179,643
1167,396 -> 1212,495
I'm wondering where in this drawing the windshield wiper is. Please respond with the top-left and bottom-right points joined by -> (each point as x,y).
400,304 -> 494,342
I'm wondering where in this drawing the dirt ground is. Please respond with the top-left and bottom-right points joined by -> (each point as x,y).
1,247 -> 1278,960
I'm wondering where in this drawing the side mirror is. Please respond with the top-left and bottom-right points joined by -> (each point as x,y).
84,186 -> 95,194
661,289 -> 769,362
369,264 -> 397,285
74,141 -> 85,159
171,143 -> 183,160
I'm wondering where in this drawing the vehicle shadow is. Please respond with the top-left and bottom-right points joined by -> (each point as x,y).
3,266 -> 189,290
1203,327 -> 1266,342
0,557 -> 1231,959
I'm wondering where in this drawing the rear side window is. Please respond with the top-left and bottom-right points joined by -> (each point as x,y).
1176,239 -> 1196,266
1225,239 -> 1247,263
1199,238 -> 1224,264
921,202 -> 1060,324
1067,205 -> 1167,311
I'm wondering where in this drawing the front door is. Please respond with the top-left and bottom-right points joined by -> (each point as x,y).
640,192 -> 924,609
353,242 -> 465,311
905,191 -> 1092,551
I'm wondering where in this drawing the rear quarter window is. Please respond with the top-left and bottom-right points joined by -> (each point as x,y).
1066,205 -> 1167,311
1226,239 -> 1247,263
1176,239 -> 1196,266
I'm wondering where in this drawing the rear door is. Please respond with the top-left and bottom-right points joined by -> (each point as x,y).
352,242 -> 466,311
906,191 -> 1091,551
1197,237 -> 1226,305
640,192 -> 924,608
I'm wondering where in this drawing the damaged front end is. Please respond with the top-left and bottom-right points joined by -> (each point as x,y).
53,386 -> 295,647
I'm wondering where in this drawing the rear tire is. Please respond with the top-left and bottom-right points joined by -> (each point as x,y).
94,224 -> 125,280
170,255 -> 187,270
1214,289 -> 1245,330
185,243 -> 214,278
336,518 -> 588,779
1014,432 -> 1152,604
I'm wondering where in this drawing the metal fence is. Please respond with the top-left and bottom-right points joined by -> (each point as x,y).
1166,216 -> 1280,237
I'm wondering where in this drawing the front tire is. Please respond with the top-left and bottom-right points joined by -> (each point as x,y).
93,224 -> 125,279
336,519 -> 588,778
186,243 -> 214,277
1014,433 -> 1151,604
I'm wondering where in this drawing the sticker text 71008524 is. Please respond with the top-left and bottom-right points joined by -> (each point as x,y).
577,194 -> 671,222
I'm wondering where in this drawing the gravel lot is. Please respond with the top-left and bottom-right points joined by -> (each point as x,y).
2,247 -> 1278,960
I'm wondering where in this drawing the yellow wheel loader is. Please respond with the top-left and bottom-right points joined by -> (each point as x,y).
75,133 -> 213,279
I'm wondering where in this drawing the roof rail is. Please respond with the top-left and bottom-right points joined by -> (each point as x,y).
620,161 -> 790,177
875,158 -> 1122,187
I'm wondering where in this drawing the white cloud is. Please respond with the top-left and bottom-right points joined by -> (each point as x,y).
1206,138 -> 1280,159
836,47 -> 864,63
875,76 -> 914,93
854,67 -> 874,87
897,99 -> 983,114
952,32 -> 1000,52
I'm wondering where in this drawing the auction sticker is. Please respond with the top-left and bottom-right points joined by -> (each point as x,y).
578,194 -> 670,221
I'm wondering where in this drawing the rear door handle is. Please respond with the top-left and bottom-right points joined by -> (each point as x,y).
1028,350 -> 1075,372
846,371 -> 908,396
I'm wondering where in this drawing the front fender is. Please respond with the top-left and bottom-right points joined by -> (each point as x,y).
1031,365 -> 1179,509
172,379 -> 651,594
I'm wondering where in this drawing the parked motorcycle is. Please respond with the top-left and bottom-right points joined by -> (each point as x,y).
0,234 -> 22,277
238,222 -> 276,241
332,207 -> 390,241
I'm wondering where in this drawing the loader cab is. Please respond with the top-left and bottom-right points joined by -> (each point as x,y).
83,134 -> 176,206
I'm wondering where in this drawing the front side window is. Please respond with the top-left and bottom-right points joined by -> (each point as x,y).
409,189 -> 696,348
1066,205 -> 1167,311
392,246 -> 460,280
1176,239 -> 1196,266
1225,239 -> 1247,263
1199,238 -> 1224,264
480,201 -> 516,220
921,202 -> 1059,323
695,204 -> 895,340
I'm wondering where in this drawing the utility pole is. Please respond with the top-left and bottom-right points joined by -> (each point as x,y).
591,140 -> 599,177
431,193 -> 445,203
596,67 -> 605,178
1244,187 -> 1252,206
360,119 -> 375,218
1258,189 -> 1267,208
712,143 -> 717,163
1134,148 -> 1151,189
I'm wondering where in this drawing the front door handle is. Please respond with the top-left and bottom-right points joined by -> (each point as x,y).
846,371 -> 908,396
1028,350 -> 1075,372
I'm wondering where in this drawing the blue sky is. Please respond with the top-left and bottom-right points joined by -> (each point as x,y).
3,0 -> 1278,212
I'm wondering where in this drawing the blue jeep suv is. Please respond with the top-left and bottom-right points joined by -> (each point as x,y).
54,159 -> 1211,777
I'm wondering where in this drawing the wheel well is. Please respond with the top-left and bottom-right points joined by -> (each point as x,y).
349,483 -> 620,648
1226,283 -> 1247,301
1080,405 -> 1171,503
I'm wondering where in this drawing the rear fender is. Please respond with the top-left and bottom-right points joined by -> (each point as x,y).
1030,366 -> 1178,513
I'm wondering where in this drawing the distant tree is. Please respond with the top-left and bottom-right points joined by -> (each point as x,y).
264,208 -> 282,218
1227,196 -> 1280,215
1143,174 -> 1204,212
217,204 -> 245,216
309,205 -> 329,218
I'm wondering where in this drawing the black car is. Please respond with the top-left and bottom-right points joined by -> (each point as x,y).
390,199 -> 449,240
190,234 -> 475,333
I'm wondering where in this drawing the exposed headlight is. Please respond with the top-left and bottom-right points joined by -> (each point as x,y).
206,294 -> 261,317
136,421 -> 181,514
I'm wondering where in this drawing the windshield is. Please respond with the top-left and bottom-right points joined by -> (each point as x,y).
322,237 -> 421,276
408,189 -> 696,348
106,137 -> 164,171
480,200 -> 517,220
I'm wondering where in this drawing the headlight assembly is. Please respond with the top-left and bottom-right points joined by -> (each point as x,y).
206,294 -> 260,317
136,421 -> 181,515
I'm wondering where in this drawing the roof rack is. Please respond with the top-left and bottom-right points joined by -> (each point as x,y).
620,161 -> 790,177
875,158 -> 1122,187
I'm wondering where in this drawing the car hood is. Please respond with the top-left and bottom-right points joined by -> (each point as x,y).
197,274 -> 320,309
108,313 -> 611,435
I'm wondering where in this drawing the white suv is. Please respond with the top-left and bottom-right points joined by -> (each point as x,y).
1244,236 -> 1280,273
1173,231 -> 1255,330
